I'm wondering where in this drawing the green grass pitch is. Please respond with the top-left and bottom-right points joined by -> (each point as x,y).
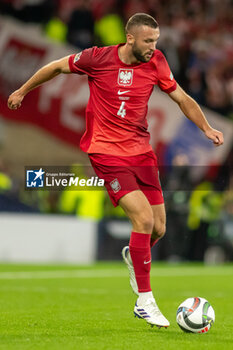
0,263 -> 232,350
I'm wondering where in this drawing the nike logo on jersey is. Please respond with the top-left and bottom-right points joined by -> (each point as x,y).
118,90 -> 130,95
144,260 -> 151,264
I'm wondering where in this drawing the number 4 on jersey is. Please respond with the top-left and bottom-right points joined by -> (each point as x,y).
117,101 -> 126,118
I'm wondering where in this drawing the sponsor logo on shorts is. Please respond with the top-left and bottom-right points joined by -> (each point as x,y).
110,178 -> 121,193
118,69 -> 133,86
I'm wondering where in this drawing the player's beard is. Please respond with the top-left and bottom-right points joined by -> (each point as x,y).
132,43 -> 153,63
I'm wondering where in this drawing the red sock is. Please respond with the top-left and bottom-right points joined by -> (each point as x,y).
129,232 -> 152,293
150,238 -> 159,248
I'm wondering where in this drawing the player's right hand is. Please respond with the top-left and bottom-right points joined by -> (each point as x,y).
7,90 -> 24,110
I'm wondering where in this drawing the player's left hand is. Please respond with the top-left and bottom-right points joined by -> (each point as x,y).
204,128 -> 224,146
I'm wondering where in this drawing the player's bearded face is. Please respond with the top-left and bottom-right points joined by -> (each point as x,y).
132,42 -> 154,63
130,26 -> 160,63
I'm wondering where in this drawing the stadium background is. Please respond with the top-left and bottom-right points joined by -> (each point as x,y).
0,0 -> 232,264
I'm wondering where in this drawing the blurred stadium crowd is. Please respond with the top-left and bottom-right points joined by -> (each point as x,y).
0,0 -> 233,261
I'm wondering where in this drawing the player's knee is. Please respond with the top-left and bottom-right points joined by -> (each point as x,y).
135,213 -> 154,233
154,223 -> 166,238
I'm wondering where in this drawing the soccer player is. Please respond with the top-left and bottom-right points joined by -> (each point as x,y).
8,13 -> 223,328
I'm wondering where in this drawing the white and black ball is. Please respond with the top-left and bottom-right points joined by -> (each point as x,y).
176,297 -> 215,333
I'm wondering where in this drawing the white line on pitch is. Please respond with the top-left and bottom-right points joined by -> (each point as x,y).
0,268 -> 231,280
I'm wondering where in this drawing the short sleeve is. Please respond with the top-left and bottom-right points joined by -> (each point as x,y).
69,47 -> 96,76
156,51 -> 177,93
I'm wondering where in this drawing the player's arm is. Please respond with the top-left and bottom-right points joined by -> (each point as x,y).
169,84 -> 224,146
7,56 -> 71,110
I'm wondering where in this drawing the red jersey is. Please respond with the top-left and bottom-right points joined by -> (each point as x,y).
68,44 -> 176,156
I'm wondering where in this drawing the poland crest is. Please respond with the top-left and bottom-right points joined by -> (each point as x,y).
118,69 -> 133,86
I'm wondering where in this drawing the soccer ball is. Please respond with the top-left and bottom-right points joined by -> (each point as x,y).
176,297 -> 215,333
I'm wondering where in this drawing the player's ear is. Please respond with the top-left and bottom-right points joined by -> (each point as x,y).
126,33 -> 135,46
